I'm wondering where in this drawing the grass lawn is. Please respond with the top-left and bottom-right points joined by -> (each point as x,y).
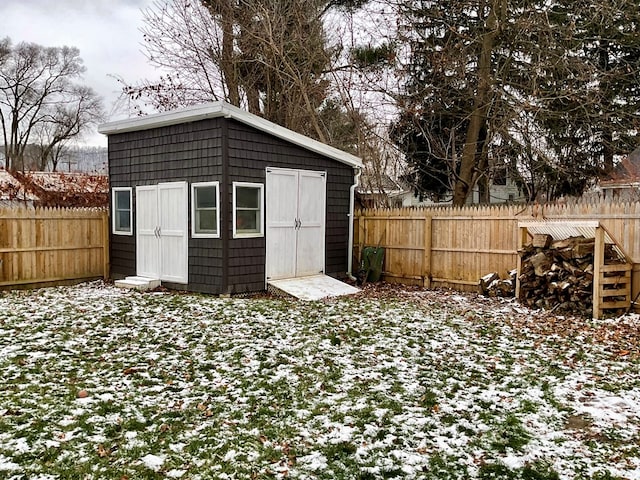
0,281 -> 639,479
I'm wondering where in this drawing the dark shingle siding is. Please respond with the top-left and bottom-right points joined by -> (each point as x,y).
226,119 -> 353,287
108,116 -> 355,294
110,235 -> 136,278
108,118 -> 225,293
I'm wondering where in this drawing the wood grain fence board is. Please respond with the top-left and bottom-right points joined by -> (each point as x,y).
0,207 -> 108,288
355,199 -> 640,298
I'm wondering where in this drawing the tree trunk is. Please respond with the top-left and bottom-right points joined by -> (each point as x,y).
452,0 -> 503,206
219,0 -> 240,107
599,40 -> 614,175
603,128 -> 614,175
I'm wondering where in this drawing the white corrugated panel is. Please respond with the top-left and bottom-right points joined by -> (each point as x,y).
518,220 -> 626,260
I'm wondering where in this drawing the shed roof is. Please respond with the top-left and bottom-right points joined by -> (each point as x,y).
519,220 -> 605,242
356,173 -> 403,195
98,101 -> 363,169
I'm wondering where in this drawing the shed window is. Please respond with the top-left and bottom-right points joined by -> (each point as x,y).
191,182 -> 220,238
112,187 -> 132,235
233,182 -> 263,238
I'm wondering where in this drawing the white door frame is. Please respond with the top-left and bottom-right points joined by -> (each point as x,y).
265,167 -> 326,282
136,185 -> 160,279
135,181 -> 189,284
157,182 -> 189,284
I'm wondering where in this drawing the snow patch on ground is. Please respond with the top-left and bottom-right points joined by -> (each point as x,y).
0,281 -> 638,479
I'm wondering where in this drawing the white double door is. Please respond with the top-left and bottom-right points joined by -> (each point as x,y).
266,168 -> 326,280
136,182 -> 188,284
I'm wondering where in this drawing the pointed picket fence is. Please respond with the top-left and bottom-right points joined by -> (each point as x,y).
0,206 -> 109,288
354,198 -> 640,300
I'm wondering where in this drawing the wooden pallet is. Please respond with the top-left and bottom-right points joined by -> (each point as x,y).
592,225 -> 631,318
596,263 -> 632,317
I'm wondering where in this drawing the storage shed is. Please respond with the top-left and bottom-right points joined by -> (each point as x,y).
98,101 -> 363,295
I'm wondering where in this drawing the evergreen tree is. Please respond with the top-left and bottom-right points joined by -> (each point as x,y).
391,0 -> 640,204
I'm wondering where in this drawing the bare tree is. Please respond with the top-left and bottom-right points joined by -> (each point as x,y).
33,86 -> 104,171
0,39 -> 104,171
126,0 -> 226,111
124,0 -> 403,192
123,0 -> 368,144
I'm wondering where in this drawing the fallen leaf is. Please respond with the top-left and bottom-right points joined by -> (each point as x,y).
97,444 -> 110,458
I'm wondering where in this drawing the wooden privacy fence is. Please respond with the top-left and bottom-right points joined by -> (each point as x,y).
354,199 -> 640,297
0,207 -> 109,288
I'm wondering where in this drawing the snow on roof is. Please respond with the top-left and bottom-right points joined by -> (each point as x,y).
24,171 -> 109,194
356,173 -> 403,195
0,169 -> 108,207
0,169 -> 38,201
600,145 -> 640,187
98,101 -> 363,169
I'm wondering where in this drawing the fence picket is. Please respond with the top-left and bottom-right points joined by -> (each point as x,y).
0,206 -> 108,288
355,198 -> 640,296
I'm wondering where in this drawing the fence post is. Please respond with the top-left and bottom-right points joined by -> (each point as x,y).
423,215 -> 432,288
102,210 -> 110,281
593,225 -> 605,319
361,215 -> 367,253
515,225 -> 528,299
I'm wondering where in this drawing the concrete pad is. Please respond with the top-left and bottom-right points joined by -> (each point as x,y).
268,274 -> 360,301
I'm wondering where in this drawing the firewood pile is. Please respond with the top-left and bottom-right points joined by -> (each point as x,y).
517,233 -> 626,317
479,270 -> 516,297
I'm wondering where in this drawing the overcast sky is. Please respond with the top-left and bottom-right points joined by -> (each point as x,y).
1,0 -> 162,146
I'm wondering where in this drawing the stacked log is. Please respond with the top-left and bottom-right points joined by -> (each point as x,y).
479,270 -> 516,297
517,234 -> 625,317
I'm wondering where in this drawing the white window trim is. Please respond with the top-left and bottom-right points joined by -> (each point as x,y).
112,187 -> 133,236
232,182 -> 264,239
191,181 -> 220,238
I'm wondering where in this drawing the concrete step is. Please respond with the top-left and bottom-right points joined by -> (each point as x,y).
114,276 -> 161,291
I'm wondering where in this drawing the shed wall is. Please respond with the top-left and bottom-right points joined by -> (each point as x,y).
225,119 -> 353,293
108,119 -> 224,293
108,117 -> 354,295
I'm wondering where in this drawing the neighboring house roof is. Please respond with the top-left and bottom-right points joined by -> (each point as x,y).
24,171 -> 108,194
0,169 -> 38,202
98,101 -> 363,169
356,173 -> 403,195
0,169 -> 108,207
600,146 -> 640,188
